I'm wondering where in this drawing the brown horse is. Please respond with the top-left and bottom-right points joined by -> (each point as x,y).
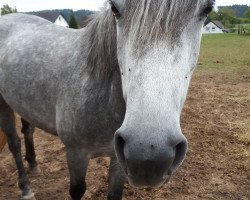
0,128 -> 7,153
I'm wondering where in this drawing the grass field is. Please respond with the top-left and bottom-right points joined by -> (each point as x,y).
242,23 -> 250,29
195,33 -> 250,157
0,33 -> 249,199
196,33 -> 250,147
198,33 -> 250,71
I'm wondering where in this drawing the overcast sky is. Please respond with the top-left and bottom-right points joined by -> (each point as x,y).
0,0 -> 249,12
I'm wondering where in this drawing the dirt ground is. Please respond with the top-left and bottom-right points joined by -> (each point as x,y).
0,68 -> 249,200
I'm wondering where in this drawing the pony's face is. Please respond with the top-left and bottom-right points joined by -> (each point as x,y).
110,0 -> 214,187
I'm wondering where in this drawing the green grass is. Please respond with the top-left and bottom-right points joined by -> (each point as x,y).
235,23 -> 250,29
242,24 -> 250,29
197,33 -> 250,73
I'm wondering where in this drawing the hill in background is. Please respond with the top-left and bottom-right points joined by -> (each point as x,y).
218,4 -> 249,18
27,9 -> 94,23
26,4 -> 250,23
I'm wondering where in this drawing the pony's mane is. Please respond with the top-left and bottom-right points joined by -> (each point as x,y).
84,5 -> 118,80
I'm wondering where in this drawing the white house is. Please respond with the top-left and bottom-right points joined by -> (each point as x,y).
54,14 -> 69,27
203,20 -> 228,34
35,11 -> 69,28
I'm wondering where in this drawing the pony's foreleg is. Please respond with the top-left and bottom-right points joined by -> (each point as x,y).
0,97 -> 34,199
21,118 -> 41,175
66,147 -> 90,200
107,156 -> 126,200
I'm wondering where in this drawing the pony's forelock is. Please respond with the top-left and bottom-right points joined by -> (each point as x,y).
124,0 -> 202,52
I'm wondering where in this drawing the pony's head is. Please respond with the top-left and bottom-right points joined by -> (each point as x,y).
108,0 -> 214,187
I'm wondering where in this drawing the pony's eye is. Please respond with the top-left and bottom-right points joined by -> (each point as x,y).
202,2 -> 214,17
203,5 -> 213,16
110,1 -> 120,17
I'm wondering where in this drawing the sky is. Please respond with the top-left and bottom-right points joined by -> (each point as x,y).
0,0 -> 249,12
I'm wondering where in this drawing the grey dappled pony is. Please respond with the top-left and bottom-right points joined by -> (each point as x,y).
0,0 -> 215,199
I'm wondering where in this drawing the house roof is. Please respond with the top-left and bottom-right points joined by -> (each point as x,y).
212,20 -> 225,30
34,11 -> 67,23
204,20 -> 229,33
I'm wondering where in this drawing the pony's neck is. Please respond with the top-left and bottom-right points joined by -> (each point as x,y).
82,10 -> 125,119
84,9 -> 119,80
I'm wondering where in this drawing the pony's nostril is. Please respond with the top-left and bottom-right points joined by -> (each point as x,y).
115,132 -> 126,165
171,139 -> 188,172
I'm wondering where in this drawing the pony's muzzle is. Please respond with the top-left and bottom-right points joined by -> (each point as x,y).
114,130 -> 188,187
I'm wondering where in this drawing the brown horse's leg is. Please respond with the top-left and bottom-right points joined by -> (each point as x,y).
0,128 -> 7,153
107,156 -> 126,200
0,96 -> 35,199
21,118 -> 41,175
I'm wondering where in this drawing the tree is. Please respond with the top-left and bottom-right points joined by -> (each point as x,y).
219,5 -> 249,18
244,8 -> 250,22
69,11 -> 79,29
207,8 -> 239,28
218,8 -> 237,23
1,4 -> 17,15
205,11 -> 218,24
